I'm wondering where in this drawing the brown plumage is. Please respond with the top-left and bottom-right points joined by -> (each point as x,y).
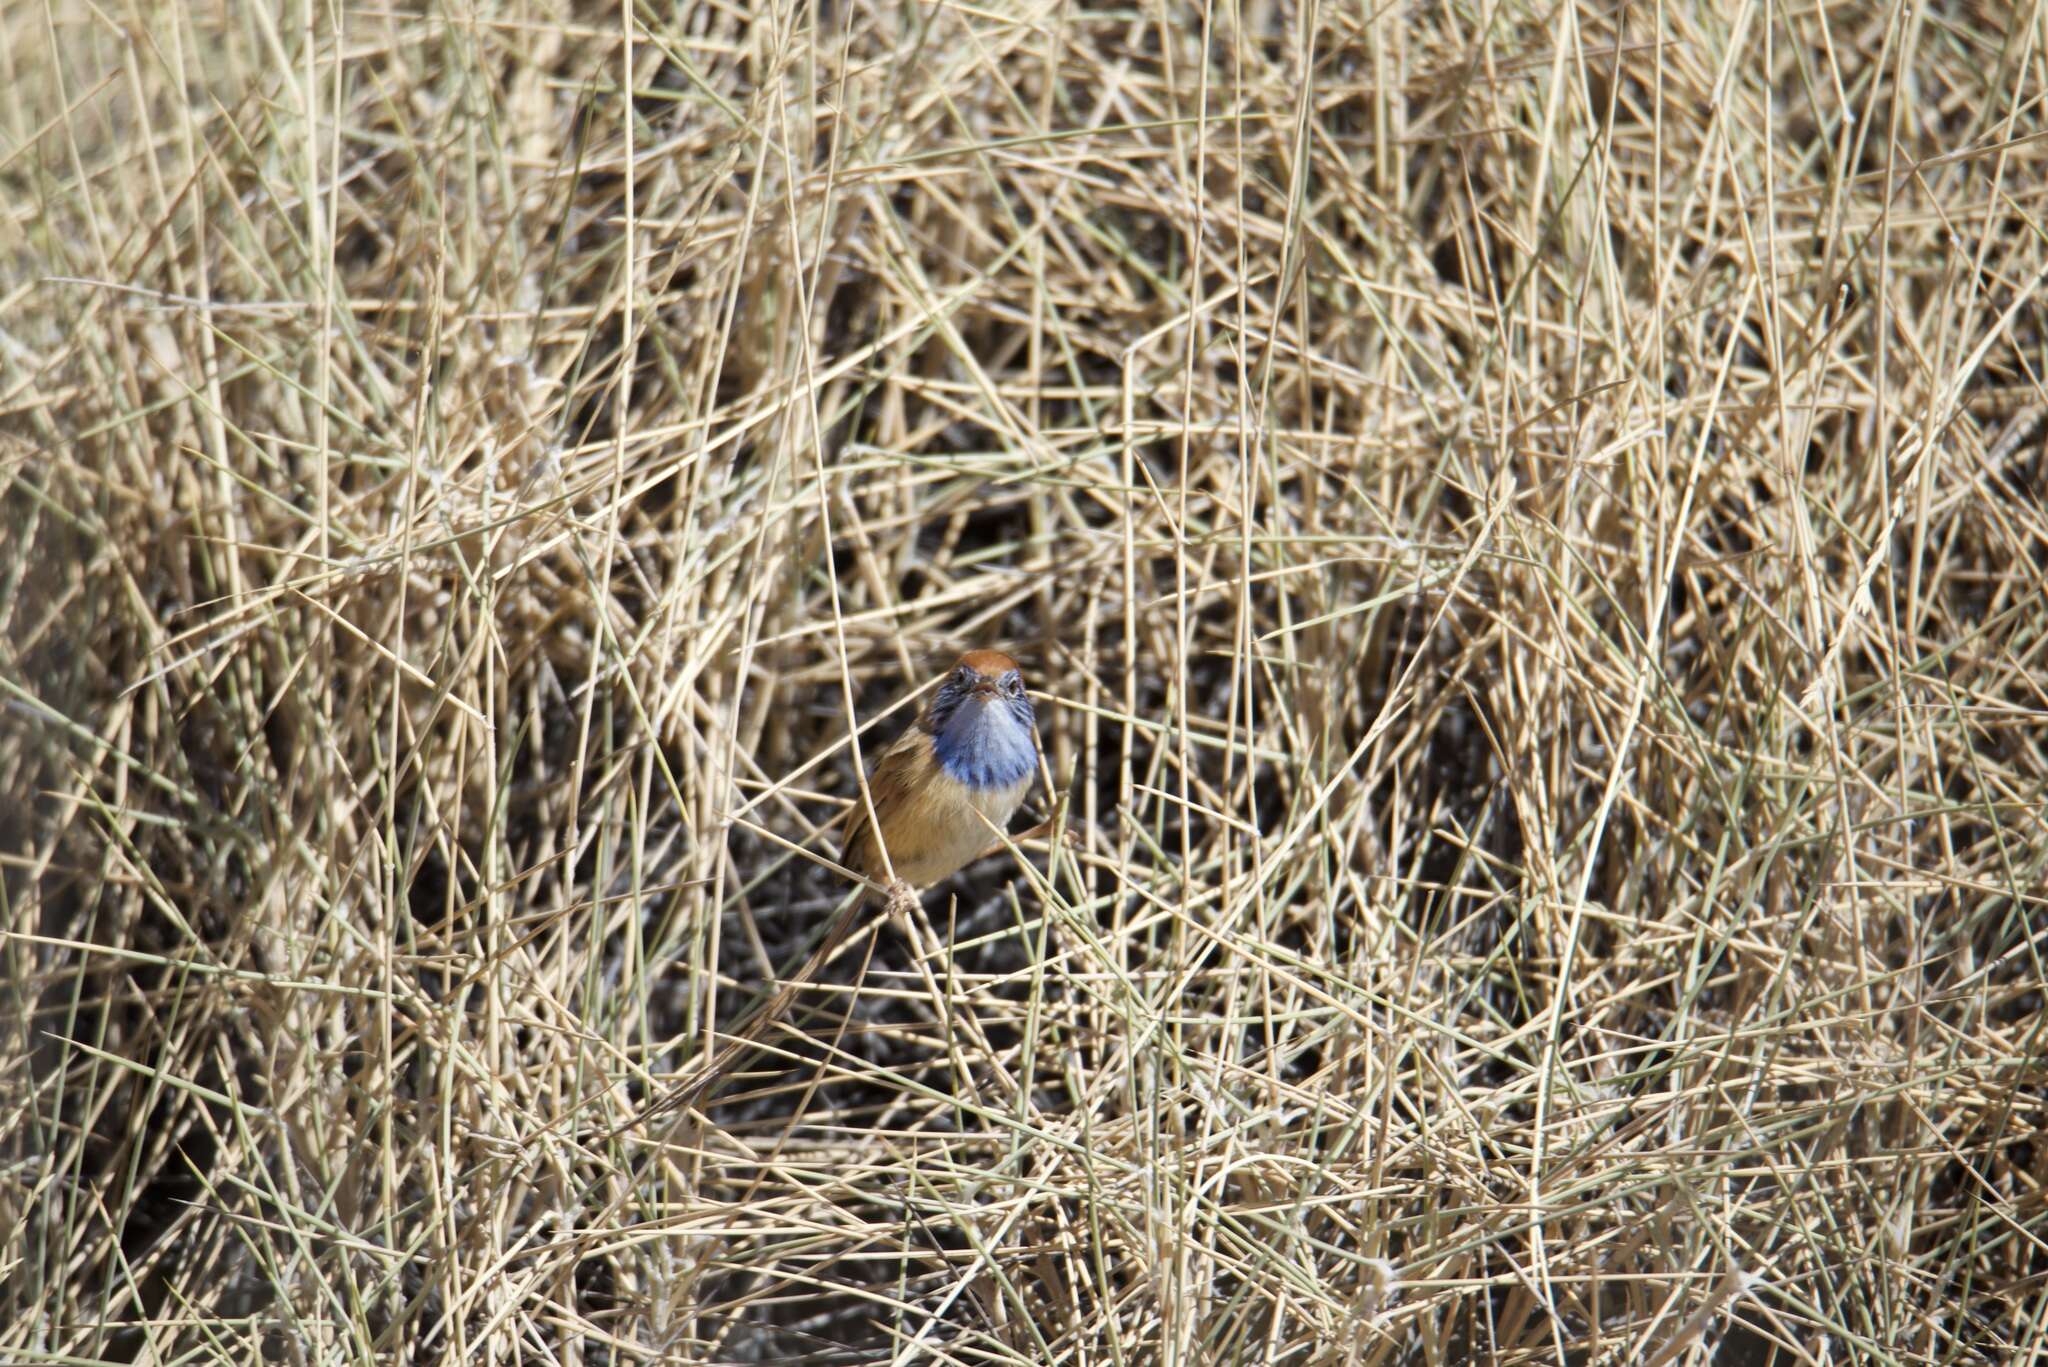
839,723 -> 1037,894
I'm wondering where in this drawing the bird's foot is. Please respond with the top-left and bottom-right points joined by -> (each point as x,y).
883,879 -> 921,916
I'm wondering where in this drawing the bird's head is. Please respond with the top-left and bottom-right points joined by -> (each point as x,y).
955,649 -> 1025,700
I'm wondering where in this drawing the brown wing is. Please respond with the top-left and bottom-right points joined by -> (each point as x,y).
838,726 -> 931,891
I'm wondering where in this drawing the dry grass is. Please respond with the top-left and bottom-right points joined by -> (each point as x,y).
4,0 -> 2048,1361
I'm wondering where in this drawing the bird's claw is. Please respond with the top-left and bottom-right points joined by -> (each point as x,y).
884,880 -> 920,916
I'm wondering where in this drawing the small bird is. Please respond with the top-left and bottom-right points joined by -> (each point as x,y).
840,649 -> 1040,906
644,651 -> 1041,1119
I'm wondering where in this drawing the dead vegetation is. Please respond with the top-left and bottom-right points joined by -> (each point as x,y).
4,0 -> 2048,1361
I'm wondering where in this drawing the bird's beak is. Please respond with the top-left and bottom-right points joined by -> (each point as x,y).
971,681 -> 999,700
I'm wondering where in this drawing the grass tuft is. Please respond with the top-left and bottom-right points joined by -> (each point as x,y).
4,0 -> 2048,1361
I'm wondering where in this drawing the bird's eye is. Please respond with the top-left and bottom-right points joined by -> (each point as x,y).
1006,676 -> 1024,697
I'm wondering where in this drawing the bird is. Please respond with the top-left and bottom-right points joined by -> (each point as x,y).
839,649 -> 1041,908
639,651 -> 1043,1120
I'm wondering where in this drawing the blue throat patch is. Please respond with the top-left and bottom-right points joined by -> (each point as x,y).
930,697 -> 1037,790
